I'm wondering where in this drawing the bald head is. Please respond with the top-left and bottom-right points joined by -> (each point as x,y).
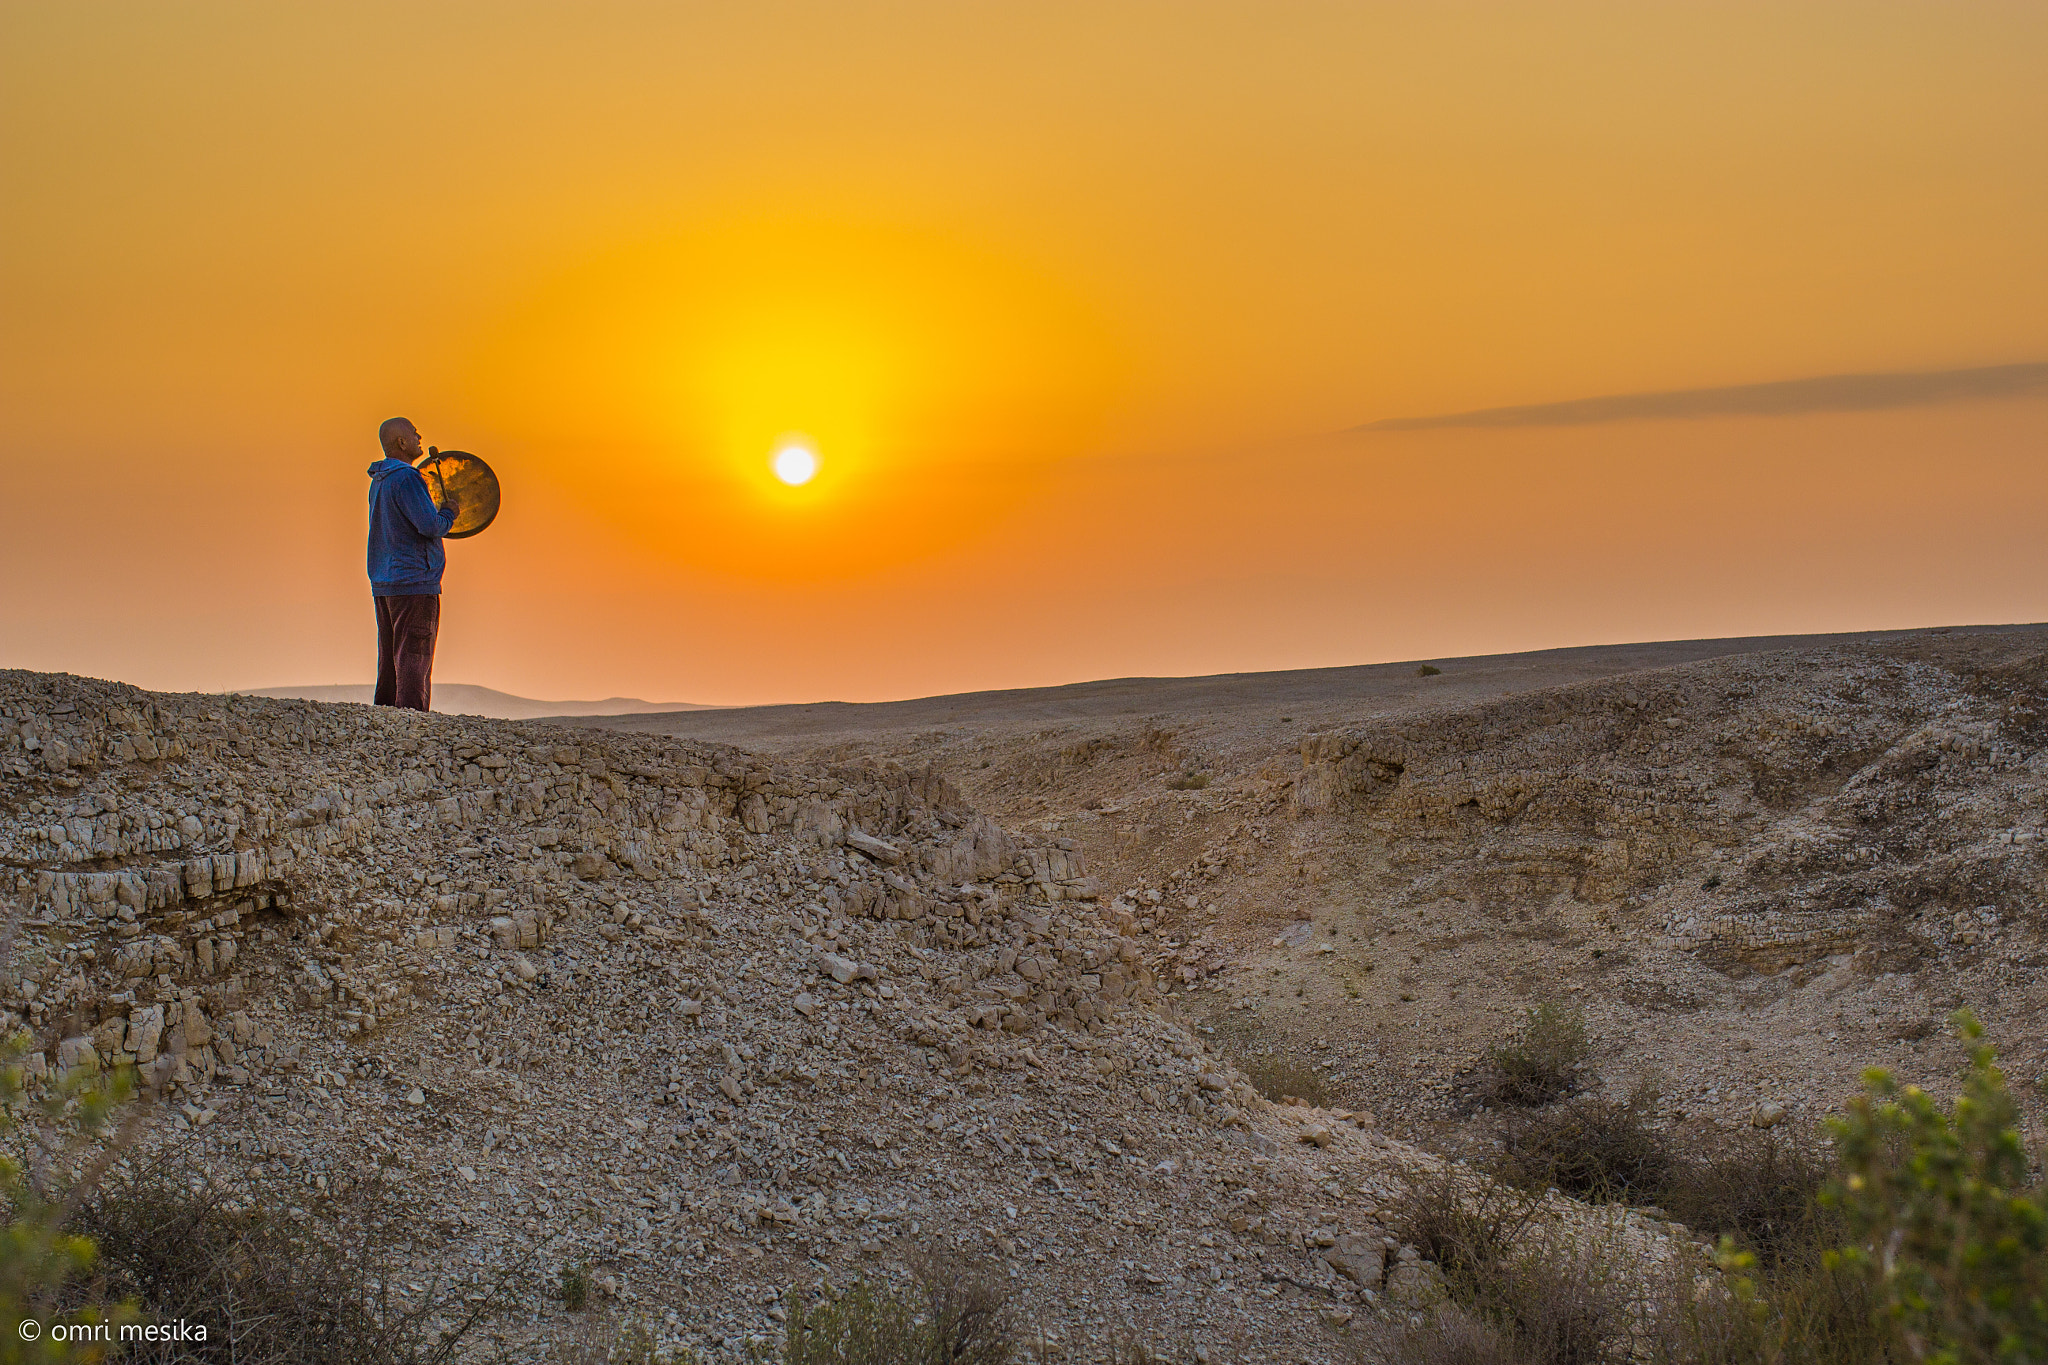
379,417 -> 422,461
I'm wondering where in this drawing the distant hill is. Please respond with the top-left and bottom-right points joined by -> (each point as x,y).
236,684 -> 721,721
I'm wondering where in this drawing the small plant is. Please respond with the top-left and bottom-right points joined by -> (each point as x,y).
1484,1002 -> 1591,1107
0,1024 -> 140,1361
1702,874 -> 1722,890
1824,1012 -> 2047,1362
562,1260 -> 592,1311
1644,1016 -> 2042,1365
606,1319 -> 664,1365
1164,772 -> 1209,791
1417,665 -> 1443,677
780,1280 -> 916,1365
1239,1054 -> 1329,1108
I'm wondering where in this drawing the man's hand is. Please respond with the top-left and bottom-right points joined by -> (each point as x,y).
442,495 -> 462,520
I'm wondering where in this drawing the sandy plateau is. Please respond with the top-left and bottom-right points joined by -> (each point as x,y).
4,624 -> 2047,1361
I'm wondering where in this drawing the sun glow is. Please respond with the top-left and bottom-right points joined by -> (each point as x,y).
772,444 -> 818,486
467,216 -> 1126,579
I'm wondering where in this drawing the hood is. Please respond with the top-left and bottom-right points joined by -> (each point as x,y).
368,457 -> 414,480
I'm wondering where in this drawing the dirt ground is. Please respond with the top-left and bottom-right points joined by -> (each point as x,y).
565,624 -> 2048,1161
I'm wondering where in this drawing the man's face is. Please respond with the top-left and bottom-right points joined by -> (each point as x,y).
393,423 -> 423,460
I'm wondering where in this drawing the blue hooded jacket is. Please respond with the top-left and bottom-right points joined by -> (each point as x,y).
366,458 -> 456,596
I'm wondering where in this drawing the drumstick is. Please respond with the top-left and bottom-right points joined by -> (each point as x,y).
421,446 -> 446,511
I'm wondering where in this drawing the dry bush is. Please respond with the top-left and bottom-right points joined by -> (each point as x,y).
1239,1054 -> 1330,1108
65,1158 -> 507,1365
1360,1305 -> 1525,1365
1660,1134 -> 1832,1271
916,1252 -> 1016,1365
1100,1332 -> 1166,1364
1376,1168 -> 1632,1365
1494,1096 -> 1672,1201
1356,1247 -> 1629,1365
1478,1255 -> 1630,1365
554,1315 -> 694,1365
777,1279 -> 920,1365
775,1253 -> 1017,1365
1387,1169 -> 1540,1304
1484,1003 -> 1590,1107
1164,772 -> 1209,791
1628,1133 -> 1888,1364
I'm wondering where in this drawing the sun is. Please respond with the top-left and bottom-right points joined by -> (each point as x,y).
771,444 -> 818,486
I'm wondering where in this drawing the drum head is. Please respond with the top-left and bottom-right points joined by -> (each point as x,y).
414,450 -> 500,539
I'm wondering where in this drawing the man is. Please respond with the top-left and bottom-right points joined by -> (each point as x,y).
366,417 -> 458,710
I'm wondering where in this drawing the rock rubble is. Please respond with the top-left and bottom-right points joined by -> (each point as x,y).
1,668 -> 1698,1362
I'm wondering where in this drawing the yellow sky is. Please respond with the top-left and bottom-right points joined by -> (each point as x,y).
4,3 -> 2046,702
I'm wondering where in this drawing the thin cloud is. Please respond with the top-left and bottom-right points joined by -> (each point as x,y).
1357,362 -> 2048,432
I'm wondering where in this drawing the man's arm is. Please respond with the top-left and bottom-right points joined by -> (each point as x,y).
394,467 -> 457,538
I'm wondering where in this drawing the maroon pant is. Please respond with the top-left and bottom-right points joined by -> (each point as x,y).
374,594 -> 440,711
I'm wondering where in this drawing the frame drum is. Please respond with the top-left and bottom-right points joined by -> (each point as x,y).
414,449 -> 501,539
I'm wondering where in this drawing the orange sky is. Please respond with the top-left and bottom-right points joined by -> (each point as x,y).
4,3 -> 2046,703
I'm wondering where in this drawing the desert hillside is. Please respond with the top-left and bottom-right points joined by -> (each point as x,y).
5,668 -> 1665,1363
4,625 -> 2045,1361
574,625 -> 2048,1157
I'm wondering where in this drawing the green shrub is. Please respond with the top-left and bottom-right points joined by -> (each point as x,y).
1484,1003 -> 1590,1107
1379,1023 -> 2046,1365
1824,1012 -> 2046,1363
1641,1240 -> 1895,1365
1648,1016 -> 2041,1365
1418,665 -> 1443,677
0,1027 -> 138,1363
562,1261 -> 592,1312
